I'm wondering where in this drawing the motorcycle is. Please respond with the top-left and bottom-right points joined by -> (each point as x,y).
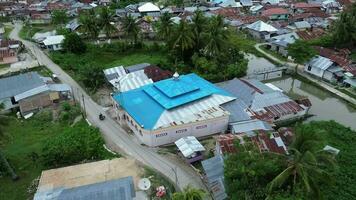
99,113 -> 105,120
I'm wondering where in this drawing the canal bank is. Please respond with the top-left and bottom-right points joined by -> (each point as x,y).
266,76 -> 356,130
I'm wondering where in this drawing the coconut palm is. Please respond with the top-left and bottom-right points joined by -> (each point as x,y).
155,12 -> 174,41
121,15 -> 140,44
203,15 -> 228,58
79,10 -> 99,39
269,127 -> 336,199
98,7 -> 116,38
172,19 -> 194,58
191,10 -> 207,51
172,185 -> 206,200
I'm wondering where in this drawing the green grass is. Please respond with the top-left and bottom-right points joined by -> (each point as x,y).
260,45 -> 288,63
19,24 -> 54,40
3,26 -> 13,39
0,107 -> 116,200
0,64 -> 10,70
50,45 -> 168,69
0,116 -> 69,200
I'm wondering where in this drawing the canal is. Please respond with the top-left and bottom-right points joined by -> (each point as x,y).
246,54 -> 356,130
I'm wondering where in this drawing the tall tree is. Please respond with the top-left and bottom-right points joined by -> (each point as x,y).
191,10 -> 207,52
0,103 -> 8,136
51,10 -> 68,26
269,126 -> 336,199
172,19 -> 194,59
121,15 -> 140,44
62,32 -> 86,54
287,40 -> 316,64
79,10 -> 99,39
203,15 -> 228,58
98,7 -> 116,38
332,3 -> 356,48
155,12 -> 174,41
172,185 -> 206,200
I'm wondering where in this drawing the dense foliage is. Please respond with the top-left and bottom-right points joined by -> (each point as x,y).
156,11 -> 248,82
331,3 -> 356,48
225,141 -> 286,200
42,121 -> 115,168
287,40 -> 317,64
172,185 -> 206,200
224,121 -> 353,200
62,32 -> 87,54
51,10 -> 68,26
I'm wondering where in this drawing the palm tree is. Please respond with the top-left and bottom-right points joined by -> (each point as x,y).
121,15 -> 140,45
203,15 -> 228,58
172,185 -> 206,200
79,10 -> 99,39
268,127 -> 336,199
191,10 -> 207,51
172,19 -> 194,59
155,12 -> 174,41
98,7 -> 116,38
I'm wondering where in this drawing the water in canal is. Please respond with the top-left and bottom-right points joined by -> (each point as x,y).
267,76 -> 356,130
246,54 -> 356,130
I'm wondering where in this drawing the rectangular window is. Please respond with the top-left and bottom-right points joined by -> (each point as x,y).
156,132 -> 167,138
196,125 -> 207,129
176,129 -> 187,134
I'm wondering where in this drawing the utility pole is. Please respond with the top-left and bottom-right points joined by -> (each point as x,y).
82,94 -> 86,118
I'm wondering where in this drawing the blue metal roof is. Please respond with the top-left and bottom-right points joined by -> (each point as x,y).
113,73 -> 233,130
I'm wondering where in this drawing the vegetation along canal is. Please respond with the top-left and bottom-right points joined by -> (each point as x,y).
246,55 -> 356,130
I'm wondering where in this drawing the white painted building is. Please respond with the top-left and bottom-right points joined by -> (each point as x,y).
42,35 -> 65,51
112,73 -> 235,146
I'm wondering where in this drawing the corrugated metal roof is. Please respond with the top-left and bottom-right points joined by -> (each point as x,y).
175,136 -> 205,158
14,84 -> 71,101
221,99 -> 251,123
246,20 -> 278,32
113,73 -> 235,130
231,119 -> 273,133
126,63 -> 150,73
201,155 -> 227,200
43,35 -> 65,46
0,72 -> 45,99
103,66 -> 127,82
309,56 -> 334,70
35,176 -> 135,200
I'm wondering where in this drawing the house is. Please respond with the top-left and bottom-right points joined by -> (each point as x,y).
293,20 -> 312,30
42,35 -> 65,51
111,73 -> 235,146
138,2 -> 160,16
262,8 -> 289,20
29,9 -> 51,24
262,0 -> 282,5
65,18 -> 81,32
268,32 -> 299,56
175,136 -> 206,163
250,5 -> 264,15
0,49 -> 17,64
34,158 -> 138,200
304,55 -> 344,82
293,2 -> 322,13
0,72 -> 71,115
322,0 -> 341,13
296,28 -> 325,40
240,0 -> 253,7
99,0 -> 111,6
201,155 -> 227,200
217,78 -> 311,123
245,20 -> 278,40
32,30 -> 57,43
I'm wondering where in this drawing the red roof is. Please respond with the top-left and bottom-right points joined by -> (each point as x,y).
210,7 -> 239,18
253,101 -> 304,122
297,28 -> 325,40
262,8 -> 289,16
216,134 -> 241,154
144,65 -> 173,82
294,2 -> 321,8
250,131 -> 287,154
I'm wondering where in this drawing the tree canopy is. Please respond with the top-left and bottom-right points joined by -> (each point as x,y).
51,10 -> 68,26
62,32 -> 86,54
287,40 -> 317,64
332,3 -> 356,48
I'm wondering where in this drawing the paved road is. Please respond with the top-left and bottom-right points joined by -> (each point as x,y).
10,23 -> 207,191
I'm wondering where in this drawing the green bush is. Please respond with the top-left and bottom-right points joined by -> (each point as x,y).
41,121 -> 116,168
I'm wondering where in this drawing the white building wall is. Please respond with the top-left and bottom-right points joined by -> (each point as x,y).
115,104 -> 230,146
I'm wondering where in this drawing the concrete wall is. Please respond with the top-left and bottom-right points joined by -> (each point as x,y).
113,103 -> 229,146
